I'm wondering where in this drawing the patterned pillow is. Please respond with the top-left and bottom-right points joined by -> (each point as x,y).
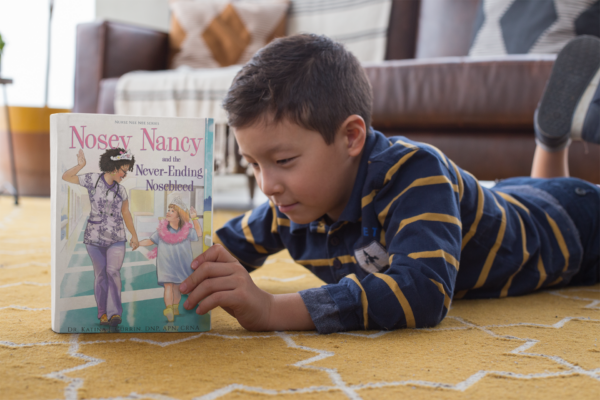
469,0 -> 600,56
169,0 -> 289,69
287,0 -> 393,63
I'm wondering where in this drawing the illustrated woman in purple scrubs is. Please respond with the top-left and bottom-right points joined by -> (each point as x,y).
62,148 -> 139,327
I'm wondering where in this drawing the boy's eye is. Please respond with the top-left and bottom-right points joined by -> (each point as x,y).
277,157 -> 295,165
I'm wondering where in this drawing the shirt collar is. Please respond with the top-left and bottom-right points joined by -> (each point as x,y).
101,173 -> 118,191
336,130 -> 386,223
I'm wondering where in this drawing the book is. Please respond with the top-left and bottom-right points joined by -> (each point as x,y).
50,113 -> 214,333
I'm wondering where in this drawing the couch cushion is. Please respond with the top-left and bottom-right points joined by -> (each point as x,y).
470,0 -> 599,56
73,21 -> 168,113
415,0 -> 481,59
364,54 -> 555,130
97,78 -> 119,114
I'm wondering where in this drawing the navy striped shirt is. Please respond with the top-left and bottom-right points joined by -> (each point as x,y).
216,130 -> 583,333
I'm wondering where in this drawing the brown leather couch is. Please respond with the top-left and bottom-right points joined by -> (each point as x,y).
73,0 -> 600,183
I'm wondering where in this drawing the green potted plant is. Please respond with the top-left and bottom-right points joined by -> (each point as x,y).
0,33 -> 5,75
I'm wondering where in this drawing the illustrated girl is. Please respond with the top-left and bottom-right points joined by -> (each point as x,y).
62,148 -> 139,327
139,197 -> 202,322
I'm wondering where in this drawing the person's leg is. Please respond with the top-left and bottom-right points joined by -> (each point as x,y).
163,283 -> 175,322
172,284 -> 181,316
105,241 -> 126,325
86,244 -> 108,320
531,146 -> 570,178
163,283 -> 174,307
532,35 -> 600,177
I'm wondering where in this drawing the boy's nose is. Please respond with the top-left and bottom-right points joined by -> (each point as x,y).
259,170 -> 283,196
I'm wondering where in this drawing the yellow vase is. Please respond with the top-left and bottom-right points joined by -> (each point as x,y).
0,106 -> 69,196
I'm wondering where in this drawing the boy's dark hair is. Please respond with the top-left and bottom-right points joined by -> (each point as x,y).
223,34 -> 373,144
99,148 -> 135,173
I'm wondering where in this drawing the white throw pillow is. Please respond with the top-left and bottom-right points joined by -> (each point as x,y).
287,0 -> 393,63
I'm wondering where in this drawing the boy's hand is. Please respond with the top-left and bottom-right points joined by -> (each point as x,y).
180,244 -> 274,331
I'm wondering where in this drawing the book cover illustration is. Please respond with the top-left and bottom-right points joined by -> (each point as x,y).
50,114 -> 214,333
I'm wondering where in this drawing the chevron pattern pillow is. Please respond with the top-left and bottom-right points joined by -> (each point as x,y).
169,0 -> 289,69
469,0 -> 600,56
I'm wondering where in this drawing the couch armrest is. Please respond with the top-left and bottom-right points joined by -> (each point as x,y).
73,21 -> 169,113
364,54 -> 557,131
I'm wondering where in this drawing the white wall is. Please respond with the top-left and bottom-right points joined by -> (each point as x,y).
0,0 -> 95,109
95,0 -> 170,32
0,0 -> 170,109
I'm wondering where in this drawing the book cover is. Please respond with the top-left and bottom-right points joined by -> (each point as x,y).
50,113 -> 214,333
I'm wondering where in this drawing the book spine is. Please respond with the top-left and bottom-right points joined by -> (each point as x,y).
203,118 -> 214,252
50,113 -> 59,332
204,118 -> 214,331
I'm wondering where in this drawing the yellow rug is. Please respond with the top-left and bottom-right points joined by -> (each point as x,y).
1,196 -> 599,400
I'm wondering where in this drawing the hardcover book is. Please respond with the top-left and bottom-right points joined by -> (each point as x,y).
50,113 -> 214,333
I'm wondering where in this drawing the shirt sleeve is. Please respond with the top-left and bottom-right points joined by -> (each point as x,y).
119,184 -> 128,201
78,173 -> 96,190
309,145 -> 463,333
215,200 -> 285,271
188,224 -> 199,242
150,231 -> 159,245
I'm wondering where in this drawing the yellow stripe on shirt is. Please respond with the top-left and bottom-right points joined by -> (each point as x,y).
397,213 -> 462,235
535,257 -> 547,290
269,202 -> 290,234
378,175 -> 459,226
362,190 -> 378,208
408,249 -> 460,270
449,160 -> 464,203
500,213 -> 529,297
429,279 -> 451,309
462,178 -> 485,251
346,274 -> 369,330
241,211 -> 268,254
296,255 -> 357,267
383,149 -> 417,186
473,194 -> 507,289
270,202 -> 278,234
546,212 -> 570,273
373,273 -> 416,328
496,191 -> 530,214
426,143 -> 449,168
277,218 -> 290,227
393,139 -> 418,149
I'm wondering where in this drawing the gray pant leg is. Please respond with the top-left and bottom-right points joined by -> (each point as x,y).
105,242 -> 126,318
86,244 -> 108,319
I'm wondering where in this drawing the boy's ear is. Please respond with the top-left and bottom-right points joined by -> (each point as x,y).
338,115 -> 367,157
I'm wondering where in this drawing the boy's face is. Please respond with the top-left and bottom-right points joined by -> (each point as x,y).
234,117 -> 365,224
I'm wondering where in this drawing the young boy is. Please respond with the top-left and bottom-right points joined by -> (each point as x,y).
179,34 -> 600,334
